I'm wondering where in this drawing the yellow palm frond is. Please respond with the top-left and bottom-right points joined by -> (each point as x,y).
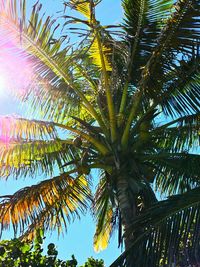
89,37 -> 112,72
69,0 -> 91,19
0,174 -> 91,237
93,207 -> 113,252
93,175 -> 114,252
67,1 -> 112,72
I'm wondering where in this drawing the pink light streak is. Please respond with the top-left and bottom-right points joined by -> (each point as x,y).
0,41 -> 34,97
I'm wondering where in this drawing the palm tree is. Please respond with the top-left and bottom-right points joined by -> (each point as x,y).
0,0 -> 199,266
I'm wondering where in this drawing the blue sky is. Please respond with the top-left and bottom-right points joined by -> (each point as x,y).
0,0 -> 123,266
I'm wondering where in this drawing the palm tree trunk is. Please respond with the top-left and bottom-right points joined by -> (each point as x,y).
117,175 -> 157,266
117,175 -> 136,251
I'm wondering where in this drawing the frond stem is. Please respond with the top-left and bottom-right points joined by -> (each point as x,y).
54,122 -> 109,155
121,90 -> 143,149
95,29 -> 117,142
118,0 -> 145,120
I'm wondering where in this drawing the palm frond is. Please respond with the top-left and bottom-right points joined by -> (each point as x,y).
23,77 -> 93,124
0,174 -> 91,237
111,187 -> 200,267
0,1 -> 71,86
154,153 -> 200,195
89,36 -> 112,72
68,0 -> 91,19
0,139 -> 75,178
64,0 -> 112,72
138,0 -> 200,105
0,116 -> 109,156
155,51 -> 200,116
0,116 -> 57,141
0,0 -> 104,126
93,174 -> 117,252
140,152 -> 200,195
122,0 -> 174,82
154,113 -> 200,152
64,0 -> 116,140
156,112 -> 200,130
155,125 -> 199,152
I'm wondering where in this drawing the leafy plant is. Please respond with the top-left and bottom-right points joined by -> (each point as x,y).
0,234 -> 104,267
0,0 -> 199,266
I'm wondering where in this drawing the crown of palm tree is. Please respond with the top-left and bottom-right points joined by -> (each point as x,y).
0,0 -> 199,266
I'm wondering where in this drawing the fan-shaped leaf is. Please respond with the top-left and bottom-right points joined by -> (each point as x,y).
111,187 -> 200,267
0,174 -> 91,237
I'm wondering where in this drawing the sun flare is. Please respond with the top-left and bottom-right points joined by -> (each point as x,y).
0,75 -> 6,92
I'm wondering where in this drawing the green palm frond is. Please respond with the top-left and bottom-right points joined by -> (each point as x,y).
119,0 -> 174,121
151,153 -> 200,195
155,51 -> 200,116
155,125 -> 199,152
111,187 -> 200,267
0,0 -> 104,126
0,174 -> 91,237
0,116 -> 57,140
0,115 -> 109,157
121,1 -> 200,146
140,152 -> 200,195
122,0 -> 174,82
0,139 -> 75,178
20,77 -> 81,124
64,0 -> 116,140
0,1 -> 71,86
23,77 -> 93,124
154,113 -> 200,152
64,0 -> 113,72
89,37 -> 112,72
162,74 -> 200,117
138,0 -> 200,103
157,112 -> 200,130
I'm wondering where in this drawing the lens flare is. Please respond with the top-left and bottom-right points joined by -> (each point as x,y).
0,76 -> 5,91
0,42 -> 34,98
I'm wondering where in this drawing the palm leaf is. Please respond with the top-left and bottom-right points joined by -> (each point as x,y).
93,174 -> 117,252
0,116 -> 109,156
155,53 -> 200,116
122,0 -> 174,82
23,77 -> 93,124
0,174 -> 91,237
0,139 -> 75,178
0,0 -> 103,126
64,0 -> 116,140
138,0 -> 200,105
0,116 -> 57,141
89,36 -> 112,72
111,187 -> 200,267
154,113 -> 200,152
64,0 -> 112,72
139,152 -> 200,194
0,1 -> 71,86
155,125 -> 199,152
152,153 -> 200,195
67,0 -> 91,19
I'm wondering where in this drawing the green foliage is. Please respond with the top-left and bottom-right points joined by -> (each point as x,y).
80,257 -> 104,267
0,235 -> 104,267
0,238 -> 69,267
0,0 -> 199,266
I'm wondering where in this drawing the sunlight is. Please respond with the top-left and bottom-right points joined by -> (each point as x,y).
0,76 -> 6,92
0,43 -> 35,98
